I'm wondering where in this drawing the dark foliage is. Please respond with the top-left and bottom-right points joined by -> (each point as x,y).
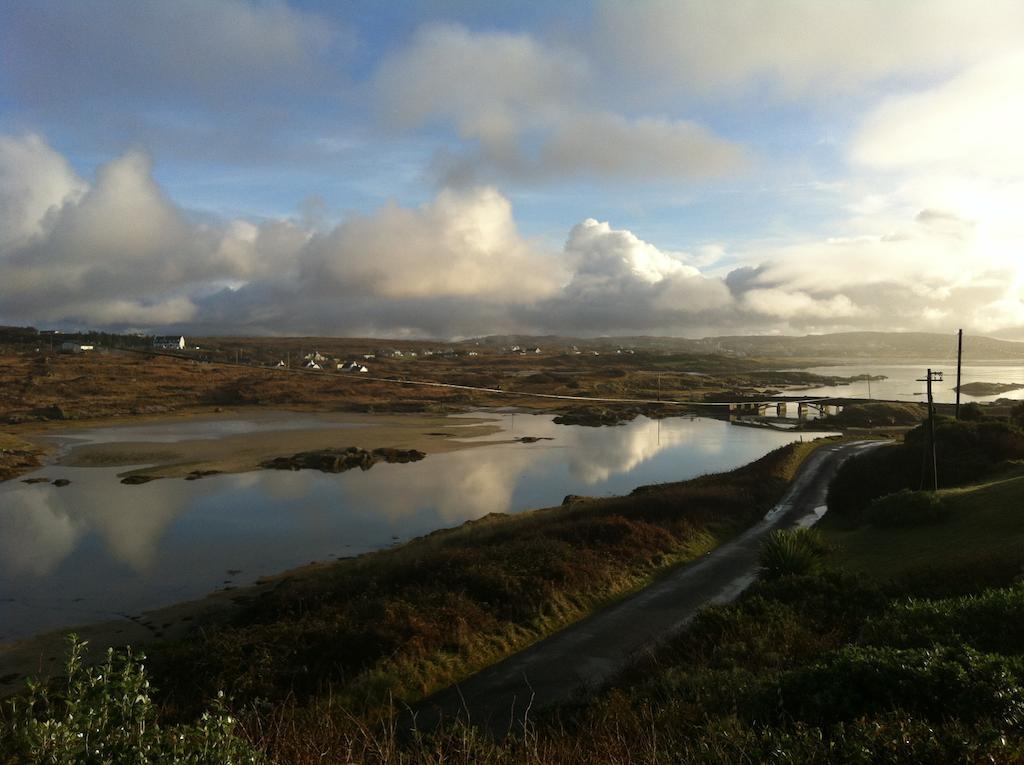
864,489 -> 947,527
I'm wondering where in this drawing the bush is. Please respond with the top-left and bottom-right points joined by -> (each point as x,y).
773,644 -> 1024,727
758,528 -> 826,579
826,445 -> 911,523
960,402 -> 986,421
864,489 -> 947,527
0,636 -> 262,765
864,585 -> 1024,655
1011,402 -> 1024,429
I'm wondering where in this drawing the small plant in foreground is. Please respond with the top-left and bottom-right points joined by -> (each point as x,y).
758,527 -> 826,579
0,635 -> 263,765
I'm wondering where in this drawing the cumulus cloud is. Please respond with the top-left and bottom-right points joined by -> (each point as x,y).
519,219 -> 734,332
0,139 -> 257,325
299,187 -> 563,301
0,134 -> 86,250
3,134 -> 1023,339
374,23 -> 743,185
596,0 -> 1024,98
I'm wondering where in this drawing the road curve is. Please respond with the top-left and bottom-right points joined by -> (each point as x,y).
410,439 -> 886,735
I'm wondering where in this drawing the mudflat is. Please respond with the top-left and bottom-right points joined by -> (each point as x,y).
49,409 -> 509,479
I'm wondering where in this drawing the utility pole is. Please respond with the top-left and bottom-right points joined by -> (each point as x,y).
955,328 -> 963,420
916,368 -> 943,491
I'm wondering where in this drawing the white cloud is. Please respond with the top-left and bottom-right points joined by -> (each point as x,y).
0,136 -> 256,326
853,51 -> 1024,175
0,134 -> 86,249
374,23 -> 743,185
596,0 -> 1024,97
375,23 -> 585,137
299,186 -> 564,301
567,218 -> 700,285
741,289 -> 862,319
540,113 -> 745,181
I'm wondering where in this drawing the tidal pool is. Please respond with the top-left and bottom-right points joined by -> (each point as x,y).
1,411 -> 836,641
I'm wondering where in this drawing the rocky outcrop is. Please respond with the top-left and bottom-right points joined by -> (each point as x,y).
261,447 -> 426,473
121,475 -> 160,485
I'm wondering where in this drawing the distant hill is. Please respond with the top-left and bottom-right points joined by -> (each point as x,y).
471,331 -> 1024,361
706,332 -> 1024,361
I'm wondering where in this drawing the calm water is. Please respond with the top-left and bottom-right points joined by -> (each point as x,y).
1,412 -> 836,641
790,363 -> 1024,404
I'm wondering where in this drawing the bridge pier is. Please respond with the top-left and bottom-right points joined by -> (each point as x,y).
776,402 -> 787,418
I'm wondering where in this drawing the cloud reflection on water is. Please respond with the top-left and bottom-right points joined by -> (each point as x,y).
1,413 -> 822,639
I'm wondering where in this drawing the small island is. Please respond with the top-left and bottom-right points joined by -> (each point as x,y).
955,381 -> 1024,396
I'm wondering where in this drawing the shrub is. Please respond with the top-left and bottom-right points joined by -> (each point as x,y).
826,445 -> 911,523
960,402 -> 986,421
1011,402 -> 1024,429
863,489 -> 947,527
758,528 -> 826,579
0,636 -> 262,765
864,585 -> 1024,655
772,644 -> 1024,727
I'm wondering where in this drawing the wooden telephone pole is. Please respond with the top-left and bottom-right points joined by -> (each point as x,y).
917,368 -> 943,491
955,328 -> 963,419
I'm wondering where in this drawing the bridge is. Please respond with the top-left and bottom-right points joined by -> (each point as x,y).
728,399 -> 843,419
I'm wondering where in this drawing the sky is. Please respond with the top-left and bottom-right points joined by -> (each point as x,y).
1,0 -> 1023,340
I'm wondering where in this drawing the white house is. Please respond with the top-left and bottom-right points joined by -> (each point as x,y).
274,360 -> 287,368
302,360 -> 322,370
339,361 -> 369,373
153,335 -> 186,350
60,342 -> 93,353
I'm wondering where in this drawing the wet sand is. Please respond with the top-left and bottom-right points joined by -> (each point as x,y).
41,409 -> 510,479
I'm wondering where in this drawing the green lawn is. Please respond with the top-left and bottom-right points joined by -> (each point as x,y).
821,463 -> 1024,582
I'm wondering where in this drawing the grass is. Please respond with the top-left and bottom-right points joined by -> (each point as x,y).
820,462 -> 1024,584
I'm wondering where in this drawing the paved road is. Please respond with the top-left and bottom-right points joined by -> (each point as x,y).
410,439 -> 885,735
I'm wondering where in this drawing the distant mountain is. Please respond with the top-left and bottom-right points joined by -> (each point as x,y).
706,331 -> 1024,361
471,331 -> 1024,361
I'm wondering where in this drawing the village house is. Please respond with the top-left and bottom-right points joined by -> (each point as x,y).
60,341 -> 94,353
339,361 -> 369,373
302,359 -> 322,370
153,335 -> 186,351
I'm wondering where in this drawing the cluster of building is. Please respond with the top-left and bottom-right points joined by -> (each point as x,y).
293,351 -> 369,373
